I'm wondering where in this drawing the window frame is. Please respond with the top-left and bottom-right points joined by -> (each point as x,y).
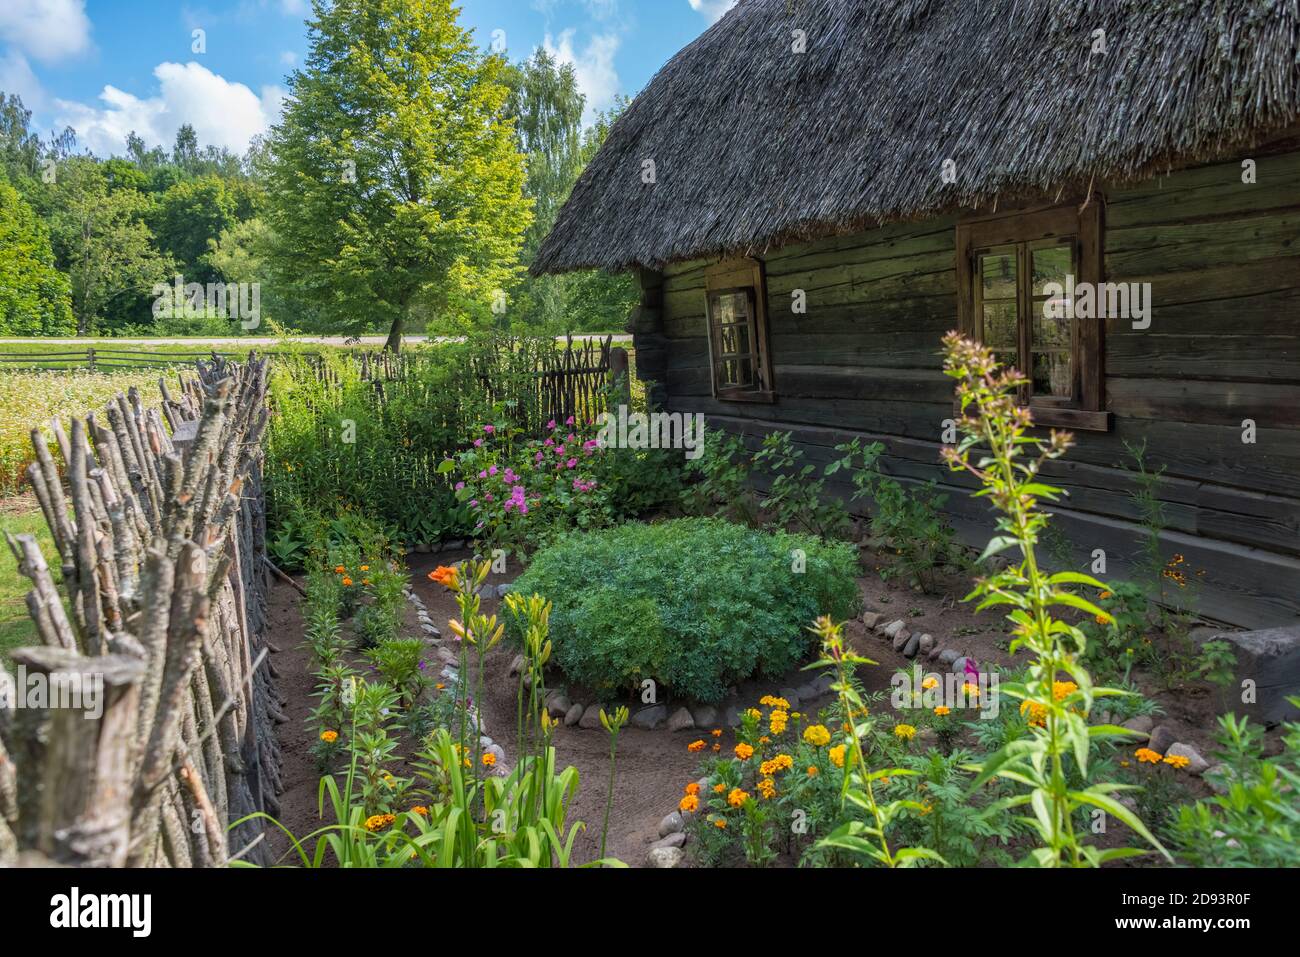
955,199 -> 1111,432
705,258 -> 775,403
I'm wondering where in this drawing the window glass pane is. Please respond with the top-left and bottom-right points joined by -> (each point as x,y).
1033,307 -> 1071,349
718,323 -> 750,357
1031,243 -> 1073,296
719,357 -> 754,389
713,291 -> 749,324
1031,350 -> 1072,397
979,251 -> 1017,300
982,300 -> 1018,350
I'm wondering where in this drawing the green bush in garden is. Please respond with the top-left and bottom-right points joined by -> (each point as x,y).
507,518 -> 862,702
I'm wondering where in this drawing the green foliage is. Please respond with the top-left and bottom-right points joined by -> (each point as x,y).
507,518 -> 861,702
941,332 -> 1169,867
262,0 -> 530,348
149,174 -> 239,282
0,180 -> 73,335
1170,704 -> 1300,867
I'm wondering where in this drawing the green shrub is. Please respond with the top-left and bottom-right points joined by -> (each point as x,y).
507,518 -> 862,702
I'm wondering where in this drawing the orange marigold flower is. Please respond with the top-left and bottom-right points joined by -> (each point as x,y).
359,564 -> 369,572
341,577 -> 353,587
482,752 -> 497,767
684,782 -> 700,796
1135,747 -> 1163,764
712,782 -> 726,793
410,806 -> 429,816
363,813 -> 396,832
320,730 -> 339,743
727,787 -> 750,808
1052,681 -> 1078,701
1163,753 -> 1191,770
711,728 -> 722,737
713,818 -> 727,829
712,743 -> 721,752
934,706 -> 951,716
807,765 -> 819,776
734,743 -> 754,760
679,794 -> 700,813
333,565 -> 345,574
688,739 -> 706,753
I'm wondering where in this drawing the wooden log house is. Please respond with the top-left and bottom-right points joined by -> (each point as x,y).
534,0 -> 1300,627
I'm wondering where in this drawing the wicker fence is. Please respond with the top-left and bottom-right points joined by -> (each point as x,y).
0,356 -> 281,867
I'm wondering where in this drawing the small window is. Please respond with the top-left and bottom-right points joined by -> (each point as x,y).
957,200 -> 1110,431
705,259 -> 774,402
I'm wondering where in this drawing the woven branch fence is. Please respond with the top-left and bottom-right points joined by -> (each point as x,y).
0,356 -> 282,867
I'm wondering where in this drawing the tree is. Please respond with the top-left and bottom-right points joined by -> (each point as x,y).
0,180 -> 74,335
46,158 -> 172,334
151,175 -> 238,283
262,0 -> 531,351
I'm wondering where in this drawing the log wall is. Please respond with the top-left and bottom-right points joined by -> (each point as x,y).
635,152 -> 1300,628
0,357 -> 283,867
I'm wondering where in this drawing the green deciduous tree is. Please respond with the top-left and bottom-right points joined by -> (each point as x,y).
0,180 -> 74,335
151,175 -> 238,283
46,158 -> 173,334
262,0 -> 531,350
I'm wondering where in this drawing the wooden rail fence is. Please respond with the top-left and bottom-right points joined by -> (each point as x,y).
0,355 -> 282,867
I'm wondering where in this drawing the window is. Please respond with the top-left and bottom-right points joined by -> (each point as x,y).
705,258 -> 774,401
956,200 -> 1110,431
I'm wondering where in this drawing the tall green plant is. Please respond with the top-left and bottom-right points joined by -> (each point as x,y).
940,332 -> 1170,867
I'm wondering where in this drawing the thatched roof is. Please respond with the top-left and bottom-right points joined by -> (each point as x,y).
534,0 -> 1300,274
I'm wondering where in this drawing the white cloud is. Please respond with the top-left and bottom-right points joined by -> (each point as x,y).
279,50 -> 297,66
280,0 -> 308,15
543,30 -> 620,124
53,61 -> 285,157
687,0 -> 737,24
0,50 -> 47,112
0,0 -> 92,63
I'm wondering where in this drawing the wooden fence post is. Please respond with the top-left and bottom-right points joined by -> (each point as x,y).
610,347 -> 631,410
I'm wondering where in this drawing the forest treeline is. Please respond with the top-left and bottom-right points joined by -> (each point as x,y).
0,0 -> 635,345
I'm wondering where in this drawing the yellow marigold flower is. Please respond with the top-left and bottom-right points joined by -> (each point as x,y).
728,787 -> 750,808
711,728 -> 722,737
757,778 -> 776,800
759,695 -> 790,710
1053,681 -> 1078,701
802,724 -> 831,746
359,564 -> 369,572
688,739 -> 706,753
1095,614 -> 1108,625
769,710 -> 789,734
320,730 -> 339,743
746,708 -> 762,720
922,676 -> 939,690
734,743 -> 754,760
893,724 -> 917,741
933,706 -> 951,716
829,745 -> 846,768
363,813 -> 396,832
713,817 -> 727,829
679,793 -> 700,813
712,782 -> 726,793
758,736 -> 770,744
1135,747 -> 1163,764
482,752 -> 497,767
1019,700 -> 1048,727
962,682 -> 979,698
1163,753 -> 1191,770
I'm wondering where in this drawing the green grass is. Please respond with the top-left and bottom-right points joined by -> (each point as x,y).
0,499 -> 56,661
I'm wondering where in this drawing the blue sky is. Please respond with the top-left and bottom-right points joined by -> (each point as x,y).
0,0 -> 735,157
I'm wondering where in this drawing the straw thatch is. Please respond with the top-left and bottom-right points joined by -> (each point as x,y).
534,0 -> 1300,274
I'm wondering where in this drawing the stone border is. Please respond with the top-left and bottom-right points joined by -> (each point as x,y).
403,584 -> 508,775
